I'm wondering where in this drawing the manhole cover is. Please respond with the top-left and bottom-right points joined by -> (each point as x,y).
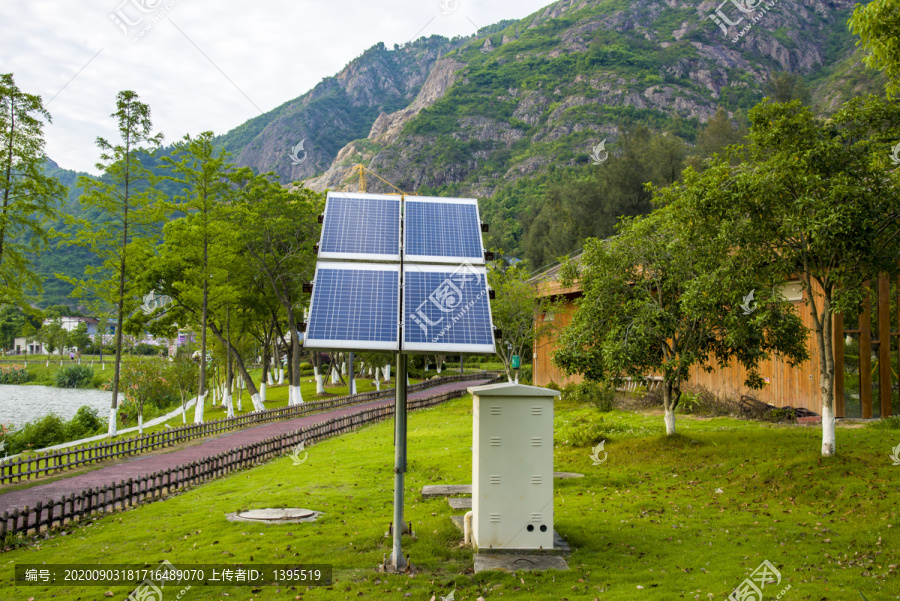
236,508 -> 315,521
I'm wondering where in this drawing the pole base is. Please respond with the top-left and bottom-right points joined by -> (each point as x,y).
378,552 -> 411,573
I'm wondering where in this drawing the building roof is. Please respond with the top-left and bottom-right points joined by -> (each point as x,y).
528,251 -> 583,297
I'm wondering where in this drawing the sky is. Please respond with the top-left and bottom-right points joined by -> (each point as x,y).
1,0 -> 554,175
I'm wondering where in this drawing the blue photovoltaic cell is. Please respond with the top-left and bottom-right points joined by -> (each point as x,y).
403,266 -> 494,351
320,194 -> 400,258
405,200 -> 483,262
306,265 -> 399,349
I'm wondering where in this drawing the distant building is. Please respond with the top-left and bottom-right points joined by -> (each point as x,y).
42,316 -> 100,335
12,337 -> 45,355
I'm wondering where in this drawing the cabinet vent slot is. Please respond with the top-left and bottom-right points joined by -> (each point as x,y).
489,437 -> 502,446
489,513 -> 501,523
489,406 -> 502,415
530,475 -> 542,485
531,406 -> 543,416
530,437 -> 542,447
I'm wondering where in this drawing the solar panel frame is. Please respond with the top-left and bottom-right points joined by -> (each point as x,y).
403,196 -> 485,265
304,261 -> 401,351
401,262 -> 496,354
318,192 -> 402,261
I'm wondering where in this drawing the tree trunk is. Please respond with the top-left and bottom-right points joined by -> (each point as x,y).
286,307 -> 303,405
384,364 -> 391,381
314,352 -> 325,394
109,246 -> 128,438
208,322 -> 263,411
811,290 -> 836,456
663,381 -> 679,436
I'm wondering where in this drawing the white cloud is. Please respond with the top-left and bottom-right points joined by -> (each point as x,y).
1,0 -> 552,174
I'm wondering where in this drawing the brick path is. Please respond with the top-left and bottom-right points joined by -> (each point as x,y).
0,378 -> 491,515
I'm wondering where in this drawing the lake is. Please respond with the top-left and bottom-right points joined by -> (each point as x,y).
0,386 -> 111,429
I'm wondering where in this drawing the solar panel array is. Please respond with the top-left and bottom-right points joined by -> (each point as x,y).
318,193 -> 401,261
304,263 -> 400,350
404,197 -> 484,264
306,192 -> 495,354
403,264 -> 494,354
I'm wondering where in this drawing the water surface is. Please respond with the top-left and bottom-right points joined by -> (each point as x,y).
0,385 -> 111,428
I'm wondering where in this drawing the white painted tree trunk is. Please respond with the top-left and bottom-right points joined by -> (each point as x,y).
138,413 -> 144,436
267,370 -> 274,386
278,368 -> 284,385
821,403 -> 836,456
331,366 -> 339,384
237,379 -> 243,412
260,382 -> 267,402
194,392 -> 205,423
224,391 -> 234,419
664,407 -> 676,436
374,378 -> 381,391
384,364 -> 391,381
314,367 -> 326,394
102,362 -> 105,371
182,402 -> 187,424
341,361 -> 347,376
107,407 -> 117,438
251,393 -> 264,412
436,363 -> 442,374
350,377 -> 356,395
290,385 -> 303,405
46,359 -> 50,368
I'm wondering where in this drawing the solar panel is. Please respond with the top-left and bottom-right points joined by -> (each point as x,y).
402,263 -> 495,353
304,262 -> 400,351
318,192 -> 401,261
403,196 -> 484,264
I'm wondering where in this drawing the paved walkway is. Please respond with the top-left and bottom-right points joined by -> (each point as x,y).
0,378 -> 491,515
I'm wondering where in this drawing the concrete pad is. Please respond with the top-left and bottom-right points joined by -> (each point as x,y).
475,554 -> 568,573
449,498 -> 472,510
554,472 -> 584,478
422,484 -> 471,498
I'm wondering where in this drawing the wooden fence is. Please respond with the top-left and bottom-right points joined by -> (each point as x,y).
0,372 -> 496,485
0,376 -> 504,539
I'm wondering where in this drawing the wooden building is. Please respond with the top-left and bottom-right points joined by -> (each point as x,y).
532,258 -> 899,418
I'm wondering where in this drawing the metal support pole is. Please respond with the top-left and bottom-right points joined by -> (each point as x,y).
349,352 -> 356,395
388,353 -> 408,568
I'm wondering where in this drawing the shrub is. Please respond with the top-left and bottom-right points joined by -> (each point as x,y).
6,412 -> 68,452
0,364 -> 30,384
67,405 -> 103,439
55,365 -> 94,388
871,416 -> 900,430
299,362 -> 312,370
555,412 -> 606,447
561,381 -> 615,411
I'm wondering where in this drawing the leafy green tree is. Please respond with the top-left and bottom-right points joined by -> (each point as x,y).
161,131 -> 239,416
523,127 -> 687,268
849,0 -> 900,97
685,107 -> 748,171
233,171 -> 322,406
762,72 -> 812,105
62,90 -> 164,438
553,199 -> 808,437
0,305 -> 26,349
0,73 -> 65,306
39,318 -> 68,358
488,261 -> 558,382
691,97 -> 900,455
68,322 -> 91,354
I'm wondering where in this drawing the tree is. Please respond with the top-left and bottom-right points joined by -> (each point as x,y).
553,198 -> 809,437
0,305 -> 27,349
762,72 -> 811,105
849,0 -> 900,97
233,173 -> 322,407
39,318 -> 68,359
694,97 -> 900,455
62,90 -> 164,438
488,261 -> 558,382
161,131 -> 243,416
523,127 -> 687,268
68,322 -> 91,354
0,73 -> 65,306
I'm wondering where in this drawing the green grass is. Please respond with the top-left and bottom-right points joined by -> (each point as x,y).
3,398 -> 899,600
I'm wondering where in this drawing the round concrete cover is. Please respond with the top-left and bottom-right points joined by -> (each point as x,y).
237,508 -> 315,521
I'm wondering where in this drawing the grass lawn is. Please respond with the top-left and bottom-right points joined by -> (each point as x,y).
2,396 -> 898,600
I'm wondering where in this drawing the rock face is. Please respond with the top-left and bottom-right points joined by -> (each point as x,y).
220,0 -> 869,195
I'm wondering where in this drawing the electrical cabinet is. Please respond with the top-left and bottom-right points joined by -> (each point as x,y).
468,382 -> 560,550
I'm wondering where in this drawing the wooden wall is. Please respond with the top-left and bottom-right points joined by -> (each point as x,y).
532,276 -> 900,417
